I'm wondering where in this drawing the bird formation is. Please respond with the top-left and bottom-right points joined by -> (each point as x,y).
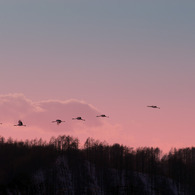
0,114 -> 110,126
0,105 -> 160,126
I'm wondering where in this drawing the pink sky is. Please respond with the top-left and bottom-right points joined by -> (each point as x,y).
0,94 -> 194,153
0,1 -> 195,153
0,94 -> 123,146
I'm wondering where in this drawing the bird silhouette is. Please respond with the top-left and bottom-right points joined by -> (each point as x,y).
52,119 -> 65,125
14,120 -> 26,126
96,114 -> 109,118
72,117 -> 85,121
147,105 -> 160,109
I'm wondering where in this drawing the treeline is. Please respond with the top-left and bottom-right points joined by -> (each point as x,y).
0,135 -> 194,192
83,137 -> 195,189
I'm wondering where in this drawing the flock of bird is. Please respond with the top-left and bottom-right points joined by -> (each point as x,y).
0,114 -> 110,127
51,115 -> 109,125
0,105 -> 160,127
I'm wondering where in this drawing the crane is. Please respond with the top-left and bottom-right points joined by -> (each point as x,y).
72,117 -> 85,121
14,120 -> 26,126
96,114 -> 109,118
52,119 -> 65,125
147,105 -> 160,109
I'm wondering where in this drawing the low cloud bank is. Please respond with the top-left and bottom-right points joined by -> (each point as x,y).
0,94 -> 122,145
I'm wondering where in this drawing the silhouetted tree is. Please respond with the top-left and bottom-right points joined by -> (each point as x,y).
0,134 -> 194,194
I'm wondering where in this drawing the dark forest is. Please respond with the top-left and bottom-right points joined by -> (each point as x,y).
0,135 -> 194,194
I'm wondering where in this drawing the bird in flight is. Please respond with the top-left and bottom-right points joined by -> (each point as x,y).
96,114 -> 109,118
147,105 -> 160,109
72,117 -> 85,121
52,119 -> 65,125
14,120 -> 26,126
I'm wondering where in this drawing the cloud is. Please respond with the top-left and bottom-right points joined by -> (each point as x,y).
0,94 -> 122,145
0,93 -> 102,127
0,93 -> 39,120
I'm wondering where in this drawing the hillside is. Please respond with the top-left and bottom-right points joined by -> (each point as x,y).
0,135 -> 194,194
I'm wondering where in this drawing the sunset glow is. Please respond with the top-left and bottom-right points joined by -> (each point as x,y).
0,1 -> 195,153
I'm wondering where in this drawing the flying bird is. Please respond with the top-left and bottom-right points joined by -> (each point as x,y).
52,119 -> 65,125
147,105 -> 160,109
72,117 -> 85,121
96,114 -> 109,118
14,120 -> 26,126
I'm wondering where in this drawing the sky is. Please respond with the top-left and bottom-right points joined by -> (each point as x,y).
0,1 -> 195,153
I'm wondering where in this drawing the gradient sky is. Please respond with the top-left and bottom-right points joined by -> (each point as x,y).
0,1 -> 195,152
